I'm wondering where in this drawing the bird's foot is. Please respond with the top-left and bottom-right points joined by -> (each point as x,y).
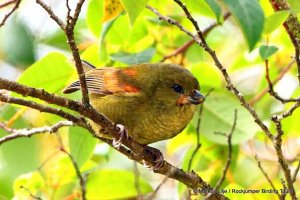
112,124 -> 128,149
142,146 -> 164,170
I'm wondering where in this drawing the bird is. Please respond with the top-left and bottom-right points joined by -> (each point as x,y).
63,61 -> 205,166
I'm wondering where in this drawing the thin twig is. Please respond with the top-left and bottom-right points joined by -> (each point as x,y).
292,160 -> 300,183
143,176 -> 169,200
0,0 -> 21,27
0,120 -> 74,145
249,59 -> 295,105
65,0 -> 90,106
146,5 -> 196,41
265,60 -> 300,103
20,186 -> 42,200
269,0 -> 300,86
215,109 -> 237,190
0,0 -> 16,8
35,0 -> 65,30
255,155 -> 281,199
188,89 -> 214,171
57,134 -> 87,200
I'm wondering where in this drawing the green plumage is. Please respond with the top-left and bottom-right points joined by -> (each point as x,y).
64,63 -> 203,144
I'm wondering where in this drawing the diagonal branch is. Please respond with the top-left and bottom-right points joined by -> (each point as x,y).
0,78 -> 228,200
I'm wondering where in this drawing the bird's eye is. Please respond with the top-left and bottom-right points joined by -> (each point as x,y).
172,84 -> 184,94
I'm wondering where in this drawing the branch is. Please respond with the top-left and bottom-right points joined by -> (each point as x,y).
187,89 -> 214,171
269,0 -> 300,85
65,0 -> 90,106
36,0 -> 90,106
57,134 -> 87,200
249,59 -> 295,105
255,155 -> 281,199
35,0 -> 65,30
0,0 -> 21,27
265,59 -> 300,103
0,78 -> 228,200
292,160 -> 300,183
0,120 -> 74,145
0,0 -> 16,8
215,109 -> 237,190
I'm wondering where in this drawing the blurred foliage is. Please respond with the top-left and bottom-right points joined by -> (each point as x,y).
0,0 -> 300,199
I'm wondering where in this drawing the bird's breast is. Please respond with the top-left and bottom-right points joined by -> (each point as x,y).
131,105 -> 196,144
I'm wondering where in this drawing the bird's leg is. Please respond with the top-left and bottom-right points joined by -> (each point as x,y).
112,124 -> 128,149
142,145 -> 164,170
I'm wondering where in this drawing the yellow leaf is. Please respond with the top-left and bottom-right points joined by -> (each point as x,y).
103,0 -> 124,22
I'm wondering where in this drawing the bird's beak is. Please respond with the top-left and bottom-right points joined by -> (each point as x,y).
177,89 -> 205,105
188,89 -> 205,105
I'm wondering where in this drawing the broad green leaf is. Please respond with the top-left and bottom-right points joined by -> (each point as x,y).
224,0 -> 264,51
110,47 -> 155,64
195,92 -> 259,144
17,52 -> 75,94
204,0 -> 222,22
87,0 -> 103,36
103,0 -> 124,23
86,169 -> 152,199
259,45 -> 279,60
68,127 -> 97,167
264,11 -> 290,34
2,17 -> 35,68
120,0 -> 149,25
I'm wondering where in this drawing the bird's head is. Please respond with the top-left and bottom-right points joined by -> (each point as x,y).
148,63 -> 205,107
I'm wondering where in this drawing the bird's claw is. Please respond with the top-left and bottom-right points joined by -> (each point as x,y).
142,146 -> 164,170
112,124 -> 128,149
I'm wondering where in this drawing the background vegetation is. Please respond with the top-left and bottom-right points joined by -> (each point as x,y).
0,0 -> 299,199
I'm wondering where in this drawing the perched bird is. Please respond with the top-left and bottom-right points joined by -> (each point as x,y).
63,62 -> 205,145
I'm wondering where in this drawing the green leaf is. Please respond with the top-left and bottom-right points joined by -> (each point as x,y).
195,92 -> 259,144
259,45 -> 279,60
224,0 -> 264,51
17,52 -> 75,94
1,17 -> 35,68
264,11 -> 290,34
287,0 -> 300,13
86,169 -> 152,199
68,127 -> 97,167
87,0 -> 103,36
120,0 -> 149,25
204,0 -> 222,22
0,106 -> 40,198
110,47 -> 155,64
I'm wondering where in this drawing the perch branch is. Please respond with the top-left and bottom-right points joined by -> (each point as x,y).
0,78 -> 228,200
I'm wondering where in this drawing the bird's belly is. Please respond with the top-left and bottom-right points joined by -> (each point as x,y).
130,106 -> 196,144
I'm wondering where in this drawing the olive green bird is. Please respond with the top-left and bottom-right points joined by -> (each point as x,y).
63,62 -> 205,145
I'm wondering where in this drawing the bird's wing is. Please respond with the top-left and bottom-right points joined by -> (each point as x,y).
63,67 -> 141,95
